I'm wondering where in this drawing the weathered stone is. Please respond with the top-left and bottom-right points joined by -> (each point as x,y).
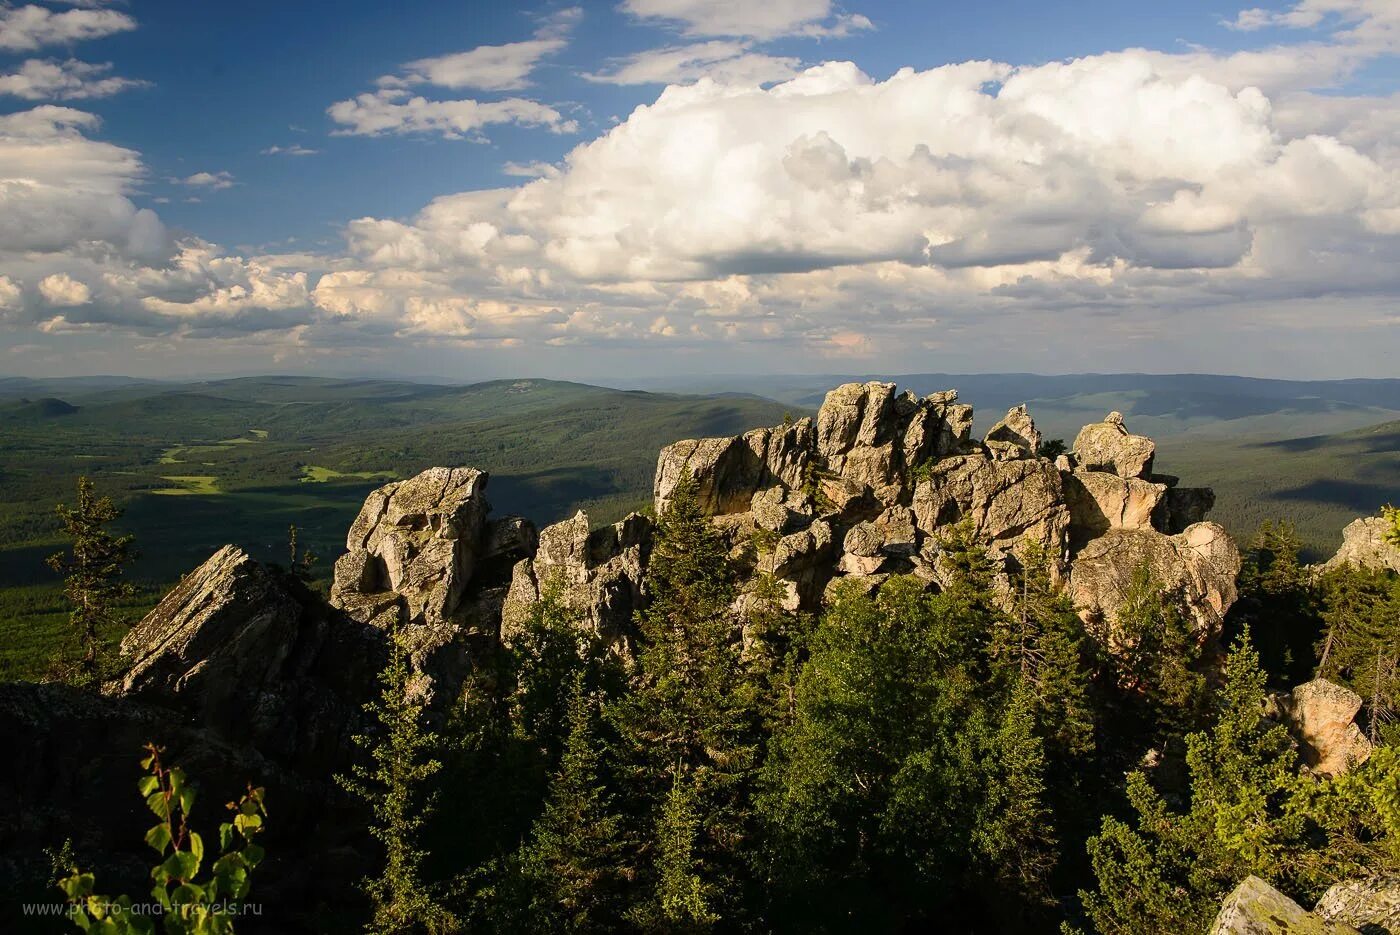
653,419 -> 814,516
113,546 -> 378,771
1210,876 -> 1359,934
331,467 -> 490,629
1315,877 -> 1400,934
1068,522 -> 1241,643
766,520 -> 835,609
1063,471 -> 1167,551
1273,679 -> 1372,777
816,381 -> 898,473
984,404 -> 1041,460
500,510 -> 653,648
1073,412 -> 1156,479
1323,516 -> 1400,574
911,453 -> 1069,562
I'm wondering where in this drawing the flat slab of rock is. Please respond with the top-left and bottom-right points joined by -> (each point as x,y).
1210,876 -> 1359,934
1316,877 -> 1400,934
1063,471 -> 1167,550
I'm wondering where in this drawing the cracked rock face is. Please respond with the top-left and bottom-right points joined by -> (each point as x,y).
1063,471 -> 1167,551
501,510 -> 653,649
1315,877 -> 1400,934
1068,522 -> 1241,643
113,546 -> 378,771
331,467 -> 492,629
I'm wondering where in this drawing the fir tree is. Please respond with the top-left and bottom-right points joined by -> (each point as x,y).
337,626 -> 454,934
517,671 -> 629,933
47,475 -> 135,688
608,473 -> 760,922
1230,520 -> 1320,684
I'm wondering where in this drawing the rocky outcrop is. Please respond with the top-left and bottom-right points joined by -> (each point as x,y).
1068,522 -> 1241,642
501,510 -> 653,648
911,454 -> 1069,564
1063,472 -> 1166,550
649,386 -> 1235,650
1315,878 -> 1400,934
1268,678 -> 1372,777
1073,411 -> 1156,479
1324,516 -> 1400,574
1210,876 -> 1359,934
984,404 -> 1041,461
112,546 -> 378,772
654,420 -> 813,516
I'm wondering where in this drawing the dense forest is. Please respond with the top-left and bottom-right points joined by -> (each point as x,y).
34,477 -> 1400,933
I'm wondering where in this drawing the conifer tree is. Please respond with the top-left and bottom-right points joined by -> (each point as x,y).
337,626 -> 454,934
650,774 -> 715,931
517,671 -> 629,933
47,475 -> 136,687
999,544 -> 1096,760
608,473 -> 760,921
1231,520 -> 1320,684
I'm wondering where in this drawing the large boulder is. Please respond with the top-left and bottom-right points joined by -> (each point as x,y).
1063,471 -> 1167,551
111,546 -> 377,771
501,510 -> 653,648
1270,679 -> 1372,777
1315,877 -> 1400,934
1323,516 -> 1400,574
911,453 -> 1069,563
1068,522 -> 1241,642
1210,876 -> 1359,934
331,467 -> 491,629
654,419 -> 813,516
984,404 -> 1042,461
1073,411 -> 1156,479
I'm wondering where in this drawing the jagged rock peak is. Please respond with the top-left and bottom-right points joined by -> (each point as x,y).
112,545 -> 379,771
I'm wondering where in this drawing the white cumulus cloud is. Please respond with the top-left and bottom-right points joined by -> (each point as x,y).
0,4 -> 136,52
39,272 -> 91,306
328,90 -> 577,139
0,58 -> 148,100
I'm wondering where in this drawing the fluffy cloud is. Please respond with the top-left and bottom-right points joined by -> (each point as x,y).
620,0 -> 872,39
583,40 -> 800,86
0,4 -> 136,52
384,38 -> 569,92
0,106 -> 168,259
328,90 -> 577,139
0,58 -> 148,100
3,0 -> 1399,377
178,171 -> 235,189
38,272 -> 91,305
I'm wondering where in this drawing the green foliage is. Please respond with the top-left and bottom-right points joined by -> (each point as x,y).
1106,564 -> 1209,746
1316,563 -> 1400,737
1081,630 -> 1400,934
1039,439 -> 1068,460
337,626 -> 455,934
608,473 -> 761,924
1229,520 -> 1322,685
1384,504 -> 1400,548
513,672 -> 630,933
55,744 -> 267,934
46,476 -> 136,688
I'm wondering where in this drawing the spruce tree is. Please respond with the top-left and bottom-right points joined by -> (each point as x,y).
47,475 -> 135,688
337,626 -> 454,934
517,671 -> 629,933
608,473 -> 760,922
1230,520 -> 1321,684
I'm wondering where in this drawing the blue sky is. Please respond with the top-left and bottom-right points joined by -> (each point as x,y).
0,0 -> 1397,379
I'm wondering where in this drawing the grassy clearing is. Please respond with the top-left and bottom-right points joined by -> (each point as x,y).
154,475 -> 221,495
300,464 -> 397,484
